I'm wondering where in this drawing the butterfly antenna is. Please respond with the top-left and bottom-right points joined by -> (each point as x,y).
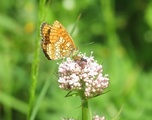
82,42 -> 94,46
77,41 -> 95,50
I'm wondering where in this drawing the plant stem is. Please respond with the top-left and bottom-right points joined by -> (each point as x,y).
81,98 -> 91,120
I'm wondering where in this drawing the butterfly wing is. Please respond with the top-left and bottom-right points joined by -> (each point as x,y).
40,21 -> 77,60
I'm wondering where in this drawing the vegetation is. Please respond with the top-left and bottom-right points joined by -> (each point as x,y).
0,0 -> 152,120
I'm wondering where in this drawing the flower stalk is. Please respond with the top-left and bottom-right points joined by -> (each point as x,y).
81,98 -> 91,120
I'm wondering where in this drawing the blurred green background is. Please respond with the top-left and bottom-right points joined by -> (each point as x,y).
0,0 -> 152,120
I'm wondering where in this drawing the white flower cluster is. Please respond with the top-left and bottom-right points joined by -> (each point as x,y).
92,115 -> 106,120
58,52 -> 109,98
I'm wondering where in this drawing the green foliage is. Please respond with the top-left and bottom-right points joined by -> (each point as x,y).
0,0 -> 152,120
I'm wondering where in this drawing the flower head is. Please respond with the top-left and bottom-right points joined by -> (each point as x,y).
92,115 -> 106,120
58,52 -> 109,98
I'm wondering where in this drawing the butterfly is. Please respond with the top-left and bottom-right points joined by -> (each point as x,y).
40,20 -> 78,60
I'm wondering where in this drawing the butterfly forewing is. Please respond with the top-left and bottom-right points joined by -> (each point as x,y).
40,20 -> 77,60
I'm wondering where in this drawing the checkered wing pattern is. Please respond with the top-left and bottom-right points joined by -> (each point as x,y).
40,20 -> 77,60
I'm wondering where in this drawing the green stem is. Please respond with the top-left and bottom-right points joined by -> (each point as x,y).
81,98 -> 91,120
27,0 -> 46,119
